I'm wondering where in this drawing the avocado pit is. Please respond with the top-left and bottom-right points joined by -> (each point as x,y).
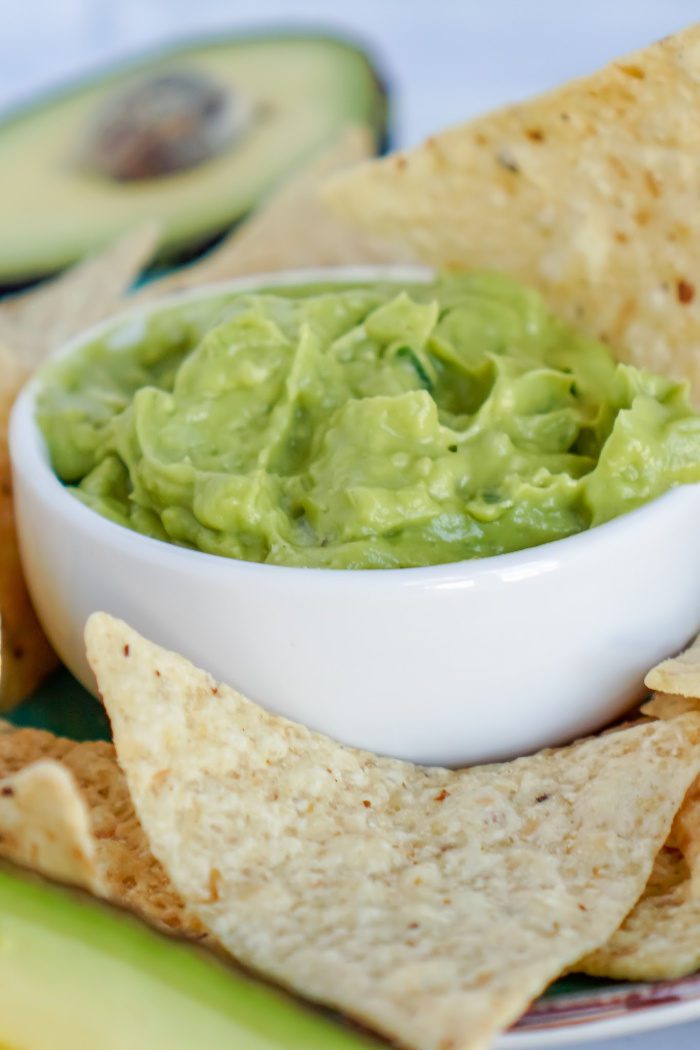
78,70 -> 254,182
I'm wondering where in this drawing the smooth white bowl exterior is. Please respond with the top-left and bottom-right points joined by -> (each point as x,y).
10,267 -> 700,766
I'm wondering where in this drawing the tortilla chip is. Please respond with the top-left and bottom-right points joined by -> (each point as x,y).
583,693 -> 700,980
0,223 -> 158,368
0,346 -> 57,709
326,25 -> 700,398
579,836 -> 700,980
642,693 -> 700,720
87,613 -> 700,1050
645,633 -> 700,697
138,128 -> 412,304
0,723 -> 201,938
0,224 -> 159,705
0,760 -> 102,892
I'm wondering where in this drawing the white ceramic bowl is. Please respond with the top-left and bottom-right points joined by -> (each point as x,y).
10,266 -> 700,766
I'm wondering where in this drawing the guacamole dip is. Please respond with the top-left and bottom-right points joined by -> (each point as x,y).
38,274 -> 700,569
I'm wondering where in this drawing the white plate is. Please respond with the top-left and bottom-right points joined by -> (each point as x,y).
497,973 -> 700,1046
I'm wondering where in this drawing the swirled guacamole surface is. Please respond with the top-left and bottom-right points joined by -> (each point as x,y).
38,274 -> 700,569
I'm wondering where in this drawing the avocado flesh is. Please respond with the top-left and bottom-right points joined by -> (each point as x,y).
0,34 -> 388,284
0,862 -> 378,1050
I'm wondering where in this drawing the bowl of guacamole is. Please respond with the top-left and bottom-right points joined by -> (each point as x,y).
11,265 -> 700,765
35,269 -> 700,570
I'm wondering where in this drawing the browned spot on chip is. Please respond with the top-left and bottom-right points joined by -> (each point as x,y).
618,63 -> 646,79
1,785 -> 14,797
208,867 -> 222,903
123,644 -> 130,657
151,769 -> 170,790
677,280 -> 695,304
525,128 -> 545,143
434,789 -> 450,802
645,170 -> 662,198
362,799 -> 372,808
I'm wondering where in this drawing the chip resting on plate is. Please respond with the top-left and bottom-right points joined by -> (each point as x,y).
0,721 -> 201,937
87,613 -> 700,1050
325,24 -> 700,398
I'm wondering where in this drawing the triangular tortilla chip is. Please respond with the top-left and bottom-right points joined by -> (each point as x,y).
581,770 -> 700,980
0,723 -> 201,938
87,613 -> 700,1050
579,834 -> 700,981
0,223 -> 158,368
645,632 -> 700,697
0,346 -> 57,709
0,225 -> 158,705
326,25 -> 700,398
582,693 -> 700,980
0,760 -> 102,892
138,128 -> 412,303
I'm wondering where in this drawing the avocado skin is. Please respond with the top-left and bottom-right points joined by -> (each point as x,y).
0,859 -> 381,1049
0,32 -> 390,290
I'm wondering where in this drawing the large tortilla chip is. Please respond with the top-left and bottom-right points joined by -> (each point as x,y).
138,128 -> 413,304
0,760 -> 102,892
87,613 -> 700,1050
645,633 -> 700,697
326,25 -> 700,398
0,223 -> 159,368
0,346 -> 56,709
0,723 -> 201,938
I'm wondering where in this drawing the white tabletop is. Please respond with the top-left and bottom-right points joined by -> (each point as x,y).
3,2 -> 700,1046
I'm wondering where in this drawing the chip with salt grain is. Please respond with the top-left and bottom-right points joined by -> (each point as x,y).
87,613 -> 700,1050
137,127 -> 413,304
325,24 -> 700,400
645,633 -> 700,698
0,722 -> 202,938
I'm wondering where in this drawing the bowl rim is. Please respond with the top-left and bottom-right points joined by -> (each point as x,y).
10,263 -> 700,588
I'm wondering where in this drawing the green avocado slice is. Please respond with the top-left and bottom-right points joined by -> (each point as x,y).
0,861 -> 381,1049
0,33 -> 388,285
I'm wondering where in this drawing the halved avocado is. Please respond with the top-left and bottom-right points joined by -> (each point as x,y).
0,860 -> 380,1049
0,33 -> 389,285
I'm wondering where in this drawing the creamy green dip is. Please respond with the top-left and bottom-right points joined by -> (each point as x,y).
38,273 -> 700,569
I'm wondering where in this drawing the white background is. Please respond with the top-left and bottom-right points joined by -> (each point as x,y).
3,2 -> 700,1047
